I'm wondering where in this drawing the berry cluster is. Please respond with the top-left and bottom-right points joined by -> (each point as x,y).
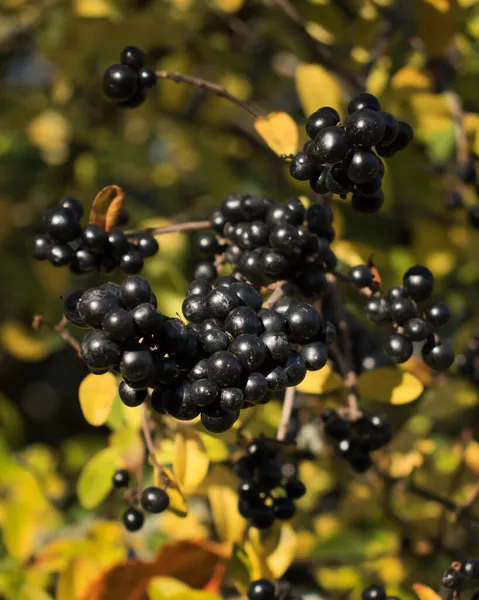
442,560 -> 479,590
356,264 -> 454,371
103,46 -> 157,108
112,469 -> 170,532
361,585 -> 398,600
235,438 -> 306,529
289,92 -> 413,214
64,275 -> 334,433
195,195 -> 335,295
321,409 -> 391,473
32,197 -> 158,274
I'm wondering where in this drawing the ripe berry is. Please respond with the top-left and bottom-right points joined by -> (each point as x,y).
119,381 -> 147,407
45,207 -> 81,242
265,365 -> 288,391
201,404 -> 240,432
187,279 -> 212,298
120,250 -> 144,274
250,505 -> 275,529
306,106 -> 340,139
306,203 -> 333,233
422,338 -> 454,371
425,302 -> 451,327
229,334 -> 267,371
349,265 -> 373,288
102,308 -> 135,341
191,379 -> 218,407
379,111 -> 399,145
219,387 -> 244,411
361,585 -> 386,600
141,486 -> 169,513
121,46 -> 145,70
261,331 -> 289,363
356,175 -> 382,196
121,276 -> 151,308
269,224 -> 300,254
462,559 -> 479,579
348,93 -> 381,114
325,164 -> 354,194
351,190 -> 384,214
113,469 -> 130,488
403,265 -> 434,301
207,351 -> 243,387
273,497 -> 296,520
384,334 -> 413,363
388,297 -> 417,323
283,352 -> 307,385
346,109 -> 385,147
60,196 -> 84,218
247,580 -> 276,600
386,286 -> 405,302
163,382 -> 201,421
79,289 -> 119,328
74,248 -> 96,272
48,244 -> 74,266
347,149 -> 379,183
286,302 -> 320,343
232,282 -> 262,311
182,295 -> 207,324
139,67 -> 157,89
390,120 -> 413,151
31,235 -> 51,260
122,507 -> 144,532
289,152 -> 316,181
206,287 -> 241,319
313,126 -> 350,164
364,296 -> 390,325
300,341 -> 328,370
120,348 -> 154,382
285,479 -> 306,498
310,167 -> 329,194
441,568 -> 464,590
82,224 -> 107,249
244,372 -> 269,404
136,234 -> 159,257
262,250 -> 288,277
225,306 -> 262,337
103,64 -> 138,100
63,290 -> 86,328
403,317 -> 430,341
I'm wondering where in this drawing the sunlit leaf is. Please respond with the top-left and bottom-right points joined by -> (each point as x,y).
412,583 -> 442,600
89,185 -> 125,232
198,432 -> 230,462
255,112 -> 298,156
77,447 -> 117,509
174,427 -> 210,492
296,362 -> 343,395
465,440 -> 479,475
211,0 -> 243,12
207,465 -> 246,543
157,466 -> 188,517
357,368 -> 424,404
75,0 -> 116,18
148,577 -> 192,600
57,558 -> 100,600
295,63 -> 343,118
79,373 -> 117,427
266,524 -> 297,578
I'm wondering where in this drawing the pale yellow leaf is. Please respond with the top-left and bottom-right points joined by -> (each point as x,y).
255,112 -> 298,156
56,558 -> 99,600
465,440 -> 479,475
148,577 -> 192,600
174,427 -> 210,492
266,524 -> 297,578
79,373 -> 117,426
357,368 -> 424,405
391,66 -> 432,96
75,0 -> 115,17
413,584 -> 442,600
207,465 -> 246,543
212,0 -> 243,12
295,63 -> 342,118
77,447 -> 117,509
296,362 -> 343,395
158,466 -> 188,517
332,240 -> 368,268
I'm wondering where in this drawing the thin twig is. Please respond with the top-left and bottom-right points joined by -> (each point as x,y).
262,281 -> 287,309
141,404 -> 170,488
156,71 -> 263,119
277,386 -> 296,441
32,315 -> 81,356
125,219 -> 211,237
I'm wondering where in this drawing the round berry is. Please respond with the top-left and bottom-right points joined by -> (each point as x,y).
388,297 -> 417,323
163,382 -> 200,421
347,149 -> 379,183
49,244 -> 73,268
119,381 -> 147,407
284,352 -> 307,385
390,120 -> 413,151
364,296 -> 390,325
306,203 -> 333,233
273,496 -> 296,520
425,302 -> 451,327
122,507 -> 144,532
219,387 -> 244,411
45,207 -> 81,242
102,308 -> 135,341
349,265 -> 373,289
441,568 -> 464,590
113,469 -> 130,489
229,334 -> 267,371
348,93 -> 381,114
63,290 -> 86,328
403,265 -> 434,301
285,479 -> 306,499
403,317 -> 430,341
60,196 -> 84,218
119,250 -> 144,274
206,287 -> 241,319
384,334 -> 413,364
378,111 -> 399,146
247,580 -> 276,600
462,559 -> 479,579
310,167 -> 329,194
139,67 -> 157,89
31,234 -> 51,260
422,338 -> 454,371
286,302 -> 320,343
120,276 -> 151,308
136,234 -> 159,257
352,190 -> 384,214
306,106 -> 340,139
244,372 -> 269,404
191,379 -> 219,407
182,295 -> 207,324
201,404 -> 240,433
231,282 -> 262,312
187,279 -> 212,298
103,64 -> 138,100
301,341 -> 328,371
289,152 -> 316,181
120,348 -> 154,381
82,224 -> 107,249
79,288 -> 119,328
121,46 -> 145,70
207,351 -> 243,387
131,303 -> 161,334
141,486 -> 169,513
313,126 -> 350,164
346,109 -> 385,147
225,306 -> 262,337
361,585 -> 386,600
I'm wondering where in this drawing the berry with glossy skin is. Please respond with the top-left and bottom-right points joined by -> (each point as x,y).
119,381 -> 147,407
207,351 -> 243,387
325,164 -> 354,194
347,149 -> 379,183
60,196 -> 84,218
462,559 -> 479,579
187,279 -> 212,298
45,207 -> 81,242
79,288 -> 119,328
182,295 -> 207,324
229,334 -> 267,371
121,46 -> 145,70
403,317 -> 430,341
306,203 -> 333,233
300,341 -> 328,370
313,126 -> 350,164
262,250 -> 288,277
63,290 -> 86,328
121,276 -> 152,308
310,167 -> 329,194
48,244 -> 74,266
361,585 -> 386,600
348,93 -> 381,114
136,234 -> 159,257
82,224 -> 107,249
379,111 -> 399,146
231,282 -> 262,311
441,568 -> 464,590
191,379 -> 218,407
388,297 -> 417,323
269,224 -> 300,254
103,64 -> 138,100
259,309 -> 287,333
206,287 -> 241,319
113,469 -> 130,489
139,67 -> 157,89
265,365 -> 288,391
120,348 -> 154,382
120,250 -> 144,274
102,308 -> 135,341
425,302 -> 451,327
384,334 -> 413,363
74,248 -> 96,272
201,328 -> 229,353
422,338 -> 454,371
31,235 -> 51,260
122,507 -> 144,532
250,505 -> 275,529
225,306 -> 262,337
349,265 -> 373,288
219,387 -> 244,411
286,302 -> 320,343
389,120 -> 414,151
386,286 -> 405,302
356,175 -> 382,196
261,331 -> 289,363
306,106 -> 340,139
141,486 -> 169,513
283,352 -> 307,385
273,497 -> 296,520
163,382 -> 201,420
131,302 -> 161,334
403,265 -> 434,301
346,109 -> 385,147
351,190 -> 384,214
244,372 -> 269,404
365,296 -> 390,325
201,403 -> 240,432
247,580 -> 276,600
289,152 -> 317,181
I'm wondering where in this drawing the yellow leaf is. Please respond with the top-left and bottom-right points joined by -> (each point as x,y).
0,322 -> 57,361
77,447 -> 118,509
295,64 -> 343,118
110,427 -> 144,470
174,427 -> 210,492
390,66 -> 432,96
57,558 -> 99,600
465,441 -> 479,475
79,373 -> 117,427
382,450 -> 424,478
255,112 -> 298,156
159,466 -> 188,517
148,577 -> 192,600
199,433 -> 230,462
266,524 -> 297,578
410,93 -> 453,137
332,240 -> 369,268
419,0 -> 459,57
212,0 -> 243,12
357,368 -> 424,405
89,185 -> 125,232
207,465 -> 246,543
412,584 -> 442,600
75,0 -> 116,17
296,362 -> 343,395
27,110 -> 71,165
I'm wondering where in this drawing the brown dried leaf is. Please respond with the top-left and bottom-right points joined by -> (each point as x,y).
89,185 -> 125,232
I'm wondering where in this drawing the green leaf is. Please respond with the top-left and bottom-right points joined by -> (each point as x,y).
77,447 -> 117,509
229,544 -> 252,593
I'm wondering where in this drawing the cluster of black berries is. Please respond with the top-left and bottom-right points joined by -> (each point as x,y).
195,195 -> 335,295
356,264 -> 454,371
289,92 -> 413,214
31,196 -> 158,274
442,560 -> 479,590
321,409 -> 390,473
112,469 -> 170,532
103,46 -> 157,108
235,438 -> 306,529
361,585 -> 399,600
64,275 -> 334,433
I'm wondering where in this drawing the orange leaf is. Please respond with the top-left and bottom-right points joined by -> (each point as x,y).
89,185 -> 125,232
412,584 -> 442,600
80,539 -> 231,600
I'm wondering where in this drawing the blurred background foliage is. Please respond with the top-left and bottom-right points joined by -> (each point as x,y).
1,0 -> 479,598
